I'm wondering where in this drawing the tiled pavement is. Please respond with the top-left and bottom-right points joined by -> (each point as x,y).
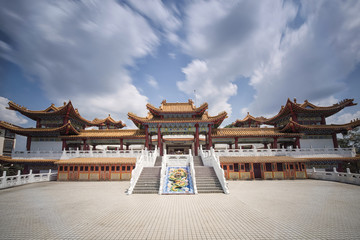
0,180 -> 359,239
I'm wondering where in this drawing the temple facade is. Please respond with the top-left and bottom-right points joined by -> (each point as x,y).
0,98 -> 359,184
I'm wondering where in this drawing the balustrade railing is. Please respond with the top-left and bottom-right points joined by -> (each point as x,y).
213,146 -> 355,158
11,148 -> 144,160
188,149 -> 198,194
199,146 -> 229,194
307,167 -> 360,185
127,148 -> 159,195
158,150 -> 167,195
0,169 -> 57,189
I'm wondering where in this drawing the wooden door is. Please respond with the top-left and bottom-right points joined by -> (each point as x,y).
253,163 -> 262,179
288,163 -> 295,179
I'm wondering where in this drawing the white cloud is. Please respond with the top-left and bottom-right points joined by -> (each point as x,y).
177,0 -> 296,117
327,111 -> 360,125
146,75 -> 159,89
126,0 -> 181,44
177,60 -> 237,116
0,0 -> 158,123
178,0 -> 360,118
168,52 -> 176,59
0,97 -> 28,125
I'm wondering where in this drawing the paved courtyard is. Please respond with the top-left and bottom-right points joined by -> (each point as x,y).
0,180 -> 359,240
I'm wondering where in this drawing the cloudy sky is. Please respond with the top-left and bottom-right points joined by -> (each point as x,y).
1,0 -> 360,129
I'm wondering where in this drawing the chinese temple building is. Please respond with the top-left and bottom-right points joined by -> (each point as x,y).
0,98 -> 359,188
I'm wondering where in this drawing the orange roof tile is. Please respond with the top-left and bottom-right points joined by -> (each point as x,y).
280,119 -> 360,133
220,156 -> 307,163
212,127 -> 302,137
265,98 -> 356,124
61,129 -> 145,139
0,121 -> 79,136
91,114 -> 126,128
55,157 -> 136,165
147,99 -> 208,114
232,112 -> 268,126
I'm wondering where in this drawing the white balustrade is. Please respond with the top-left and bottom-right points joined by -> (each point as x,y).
12,148 -> 144,160
199,146 -> 230,194
189,149 -> 198,194
307,167 -> 360,185
0,169 -> 57,189
158,149 -> 167,195
213,147 -> 355,158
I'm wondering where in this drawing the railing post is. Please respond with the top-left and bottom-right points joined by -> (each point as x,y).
29,169 -> 34,183
48,169 -> 52,181
346,168 -> 351,174
333,167 -> 338,174
16,170 -> 21,186
1,171 -> 7,188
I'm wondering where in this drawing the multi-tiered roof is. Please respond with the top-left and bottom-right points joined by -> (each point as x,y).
128,99 -> 227,129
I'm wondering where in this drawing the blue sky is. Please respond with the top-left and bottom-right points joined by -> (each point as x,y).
1,0 -> 360,130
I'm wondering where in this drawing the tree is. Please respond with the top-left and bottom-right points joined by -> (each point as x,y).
339,126 -> 360,153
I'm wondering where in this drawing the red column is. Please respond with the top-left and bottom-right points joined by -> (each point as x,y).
332,133 -> 339,148
321,116 -> 326,125
120,138 -> 124,150
26,136 -> 31,151
36,120 -> 41,128
272,137 -> 278,149
208,124 -> 212,150
295,137 -> 301,148
126,144 -> 129,150
158,124 -> 162,156
62,139 -> 67,150
229,143 -> 232,149
195,123 -> 199,156
235,137 -> 238,149
145,125 -> 149,149
83,139 -> 87,150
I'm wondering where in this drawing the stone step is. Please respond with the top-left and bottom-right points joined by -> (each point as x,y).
133,190 -> 159,194
197,190 -> 224,193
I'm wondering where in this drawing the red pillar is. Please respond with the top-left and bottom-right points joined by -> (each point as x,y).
332,133 -> 339,148
62,139 -> 67,150
229,143 -> 232,149
145,125 -> 149,149
158,124 -> 163,156
195,123 -> 199,156
26,136 -> 31,151
295,137 -> 301,148
126,144 -> 129,150
120,138 -> 124,150
208,124 -> 212,150
272,137 -> 278,149
83,139 -> 87,150
321,116 -> 326,125
235,137 -> 238,149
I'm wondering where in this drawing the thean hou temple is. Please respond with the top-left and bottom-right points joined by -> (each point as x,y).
1,98 -> 359,194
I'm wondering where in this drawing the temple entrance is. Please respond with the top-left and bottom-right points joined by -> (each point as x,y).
288,163 -> 295,179
253,163 -> 262,179
166,145 -> 192,155
100,165 -> 111,180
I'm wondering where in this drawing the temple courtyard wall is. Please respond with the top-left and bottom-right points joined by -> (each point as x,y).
0,180 -> 359,239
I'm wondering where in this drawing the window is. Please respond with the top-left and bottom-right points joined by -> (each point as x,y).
127,166 -> 131,171
59,166 -> 63,171
240,164 -> 244,170
290,164 -> 294,170
229,165 -> 233,171
95,166 -> 99,171
91,166 -> 94,171
122,166 -> 126,171
223,165 -> 227,170
111,166 -> 115,171
302,164 -> 305,170
74,166 -> 78,171
116,166 -> 120,171
64,166 -> 68,171
265,163 -> 272,171
85,166 -> 88,171
234,163 -> 239,172
101,166 -> 104,171
70,166 -> 73,171
80,166 -> 84,171
277,163 -> 283,171
106,166 -> 109,171
245,163 -> 250,172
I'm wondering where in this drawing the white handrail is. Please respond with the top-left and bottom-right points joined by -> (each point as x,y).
189,149 -> 198,194
307,167 -> 360,185
213,146 -> 355,158
158,149 -> 167,194
0,169 -> 57,189
127,150 -> 146,195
